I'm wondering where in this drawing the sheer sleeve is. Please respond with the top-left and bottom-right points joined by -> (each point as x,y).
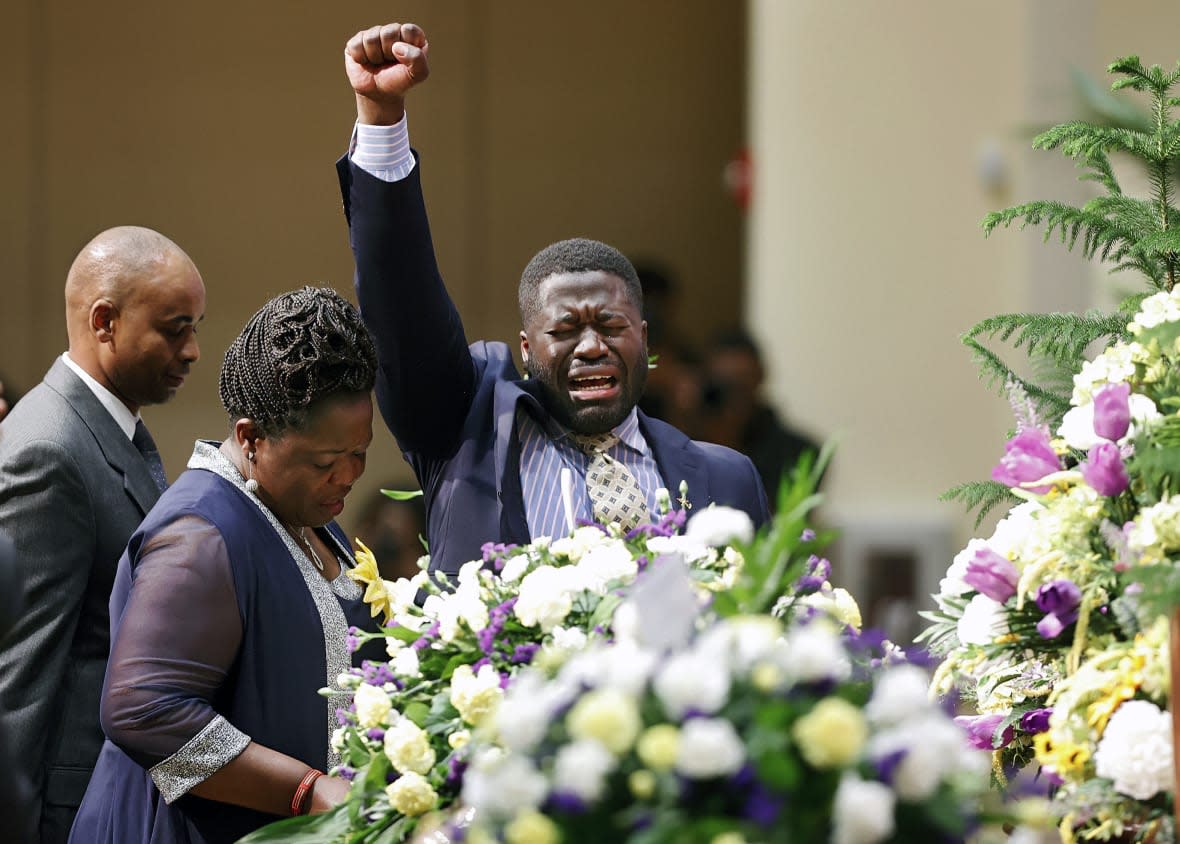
101,515 -> 251,803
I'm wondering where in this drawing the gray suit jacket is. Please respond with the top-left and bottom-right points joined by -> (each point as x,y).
0,358 -> 161,844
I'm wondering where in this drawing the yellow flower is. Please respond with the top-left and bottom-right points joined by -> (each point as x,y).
711,835 -> 747,844
1087,649 -> 1144,734
385,771 -> 438,816
505,810 -> 560,844
565,688 -> 642,755
628,769 -> 657,800
1033,733 -> 1090,779
792,697 -> 867,769
636,724 -> 680,771
347,539 -> 393,624
448,730 -> 471,750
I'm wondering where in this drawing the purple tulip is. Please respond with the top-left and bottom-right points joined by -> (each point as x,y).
1081,442 -> 1130,497
963,547 -> 1019,603
991,427 -> 1061,493
1035,580 -> 1081,639
954,713 -> 1014,750
1093,382 -> 1131,441
1020,708 -> 1053,734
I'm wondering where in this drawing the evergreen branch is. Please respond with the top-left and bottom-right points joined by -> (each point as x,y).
1034,123 -> 1163,163
962,338 -> 1072,419
964,311 -> 1127,364
940,481 -> 1019,529
1077,150 -> 1122,196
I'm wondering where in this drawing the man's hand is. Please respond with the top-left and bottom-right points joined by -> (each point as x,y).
345,22 -> 430,126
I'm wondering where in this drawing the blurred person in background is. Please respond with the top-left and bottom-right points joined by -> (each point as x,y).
700,329 -> 820,506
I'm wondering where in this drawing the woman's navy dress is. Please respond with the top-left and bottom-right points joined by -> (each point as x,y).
70,443 -> 385,843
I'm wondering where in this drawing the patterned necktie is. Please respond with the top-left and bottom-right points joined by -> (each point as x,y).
133,419 -> 168,493
572,432 -> 650,531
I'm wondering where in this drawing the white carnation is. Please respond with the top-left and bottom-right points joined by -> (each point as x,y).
574,539 -> 638,594
675,718 -> 745,779
776,623 -> 851,684
831,773 -> 896,844
956,594 -> 1009,647
1094,699 -> 1174,800
684,505 -> 755,547
353,682 -> 392,728
1129,289 -> 1180,333
653,650 -> 731,718
499,554 -> 531,583
391,646 -> 421,678
987,500 -> 1041,558
553,738 -> 616,802
515,566 -> 576,631
865,665 -> 932,726
645,535 -> 711,563
549,526 -> 609,561
461,750 -> 548,819
495,670 -> 577,753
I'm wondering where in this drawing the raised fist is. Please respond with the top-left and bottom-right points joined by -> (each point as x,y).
345,22 -> 429,124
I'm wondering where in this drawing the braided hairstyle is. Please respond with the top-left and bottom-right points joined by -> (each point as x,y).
219,286 -> 377,437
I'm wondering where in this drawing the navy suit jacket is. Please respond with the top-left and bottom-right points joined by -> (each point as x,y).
338,156 -> 770,576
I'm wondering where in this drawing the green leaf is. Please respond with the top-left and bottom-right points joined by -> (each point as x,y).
237,805 -> 351,842
381,488 -> 424,501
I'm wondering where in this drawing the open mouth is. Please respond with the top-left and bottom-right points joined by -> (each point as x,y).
568,374 -> 620,400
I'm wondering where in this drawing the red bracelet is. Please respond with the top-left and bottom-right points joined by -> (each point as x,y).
291,769 -> 324,816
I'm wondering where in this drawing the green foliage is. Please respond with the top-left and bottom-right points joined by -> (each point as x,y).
964,56 -> 1180,440
940,480 -> 1019,529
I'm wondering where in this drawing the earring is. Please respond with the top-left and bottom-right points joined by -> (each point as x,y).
245,450 -> 260,494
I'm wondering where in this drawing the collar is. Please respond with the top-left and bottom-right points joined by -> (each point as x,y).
61,352 -> 139,440
549,407 -> 649,457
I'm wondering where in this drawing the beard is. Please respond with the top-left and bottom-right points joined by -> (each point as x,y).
525,354 -> 647,435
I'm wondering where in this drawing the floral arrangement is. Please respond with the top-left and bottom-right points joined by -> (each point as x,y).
457,569 -> 1002,844
923,288 -> 1180,841
241,478 -> 806,844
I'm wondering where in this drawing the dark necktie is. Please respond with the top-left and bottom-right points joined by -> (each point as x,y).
571,432 -> 650,531
133,419 -> 168,493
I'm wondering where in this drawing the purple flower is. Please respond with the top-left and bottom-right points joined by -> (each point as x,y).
873,748 -> 908,783
547,792 -> 589,815
963,547 -> 1019,603
338,765 -> 356,781
446,753 -> 468,786
511,643 -> 540,664
1035,580 -> 1081,639
1081,442 -> 1129,497
991,427 -> 1061,493
1093,382 -> 1131,441
1020,708 -> 1052,735
367,728 -> 386,742
1036,580 -> 1081,617
955,713 -> 1014,750
801,528 -> 817,542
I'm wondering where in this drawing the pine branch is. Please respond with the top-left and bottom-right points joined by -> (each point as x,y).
941,481 -> 1019,529
982,201 -> 1141,264
964,311 -> 1127,364
1034,123 -> 1162,164
962,338 -> 1072,420
1076,150 -> 1122,196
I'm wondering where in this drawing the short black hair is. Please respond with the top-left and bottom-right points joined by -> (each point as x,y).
219,286 -> 377,437
518,238 -> 643,325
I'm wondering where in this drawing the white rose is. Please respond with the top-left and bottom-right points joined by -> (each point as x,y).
956,594 -> 1009,647
653,651 -> 731,719
865,665 -> 932,726
515,566 -> 576,631
549,526 -> 608,561
450,663 -> 504,727
353,682 -> 392,728
684,505 -> 755,547
675,718 -> 745,779
385,771 -> 438,816
831,773 -> 895,844
1094,699 -> 1174,800
987,500 -> 1041,558
553,738 -> 616,801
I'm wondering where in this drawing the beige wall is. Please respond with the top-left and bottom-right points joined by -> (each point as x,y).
1,1 -> 747,540
745,0 -> 1180,611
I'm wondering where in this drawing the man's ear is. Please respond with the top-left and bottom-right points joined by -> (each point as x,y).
519,330 -> 530,366
91,299 -> 117,344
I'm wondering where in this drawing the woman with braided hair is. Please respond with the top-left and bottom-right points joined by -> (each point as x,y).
71,287 -> 385,844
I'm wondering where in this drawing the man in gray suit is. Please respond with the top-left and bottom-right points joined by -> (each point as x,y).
0,226 -> 205,843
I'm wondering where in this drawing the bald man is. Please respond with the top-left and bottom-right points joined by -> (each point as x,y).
0,226 -> 204,843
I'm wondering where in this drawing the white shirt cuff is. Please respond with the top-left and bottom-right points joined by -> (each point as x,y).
350,114 -> 416,182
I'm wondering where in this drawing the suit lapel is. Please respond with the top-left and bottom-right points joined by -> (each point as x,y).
44,360 -> 161,517
640,412 -> 708,512
492,378 -> 544,545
